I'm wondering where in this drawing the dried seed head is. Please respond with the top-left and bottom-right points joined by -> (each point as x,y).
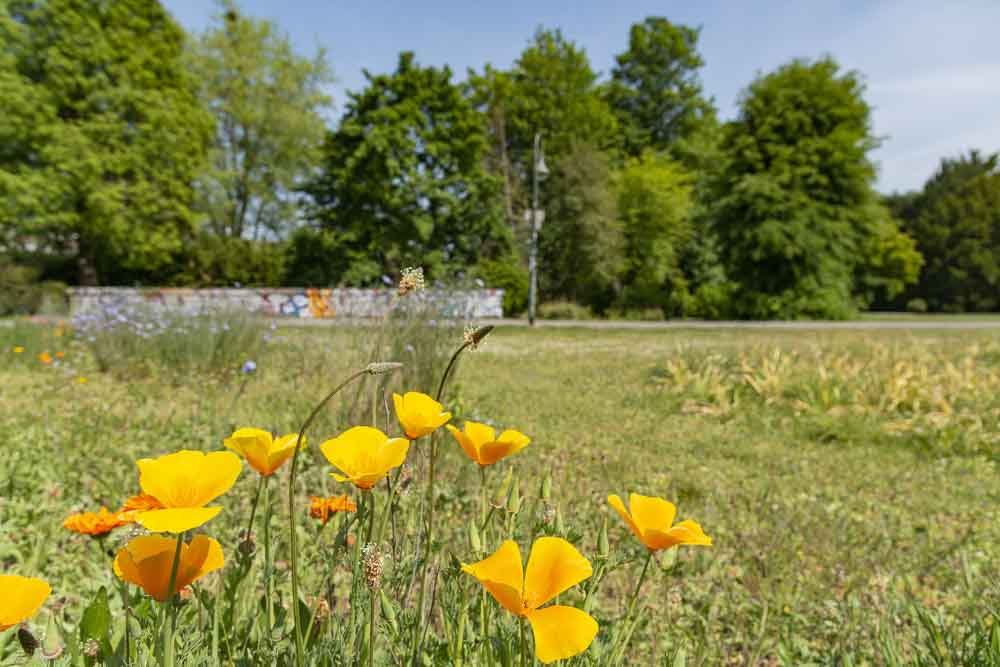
366,361 -> 403,375
541,504 -> 556,526
17,627 -> 38,656
463,324 -> 494,350
362,543 -> 383,590
313,598 -> 331,624
238,534 -> 256,557
398,267 -> 425,295
82,638 -> 100,659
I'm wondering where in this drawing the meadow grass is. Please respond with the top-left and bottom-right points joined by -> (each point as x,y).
1,319 -> 999,665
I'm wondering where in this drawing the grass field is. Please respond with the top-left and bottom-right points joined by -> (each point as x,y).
1,318 -> 999,665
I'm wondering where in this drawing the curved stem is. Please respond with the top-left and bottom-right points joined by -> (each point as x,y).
435,342 -> 470,402
162,534 -> 184,667
612,550 -> 654,664
288,368 -> 369,667
243,475 -> 266,554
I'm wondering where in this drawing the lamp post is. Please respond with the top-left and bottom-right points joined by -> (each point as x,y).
528,132 -> 548,326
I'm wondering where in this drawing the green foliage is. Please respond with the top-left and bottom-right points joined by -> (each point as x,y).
283,226 -> 347,286
170,233 -> 286,287
540,143 -> 623,312
893,150 -> 1000,312
190,0 -> 333,240
713,58 -> 918,319
537,300 -> 595,320
474,258 -> 529,315
606,17 -> 716,157
615,152 -> 694,316
0,0 -> 212,285
305,52 -> 508,283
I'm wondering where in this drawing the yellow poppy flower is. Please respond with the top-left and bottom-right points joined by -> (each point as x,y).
319,426 -> 410,490
13,346 -> 23,354
0,575 -> 50,631
446,421 -> 530,466
113,534 -> 224,602
392,391 -> 451,439
223,428 -> 304,477
133,450 -> 242,533
63,506 -> 133,536
462,537 -> 598,664
608,493 -> 712,551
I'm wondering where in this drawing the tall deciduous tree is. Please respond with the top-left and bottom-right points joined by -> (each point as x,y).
615,152 -> 694,314
304,52 -> 507,285
713,58 -> 920,319
190,0 -> 333,240
0,0 -> 211,285
892,151 -> 1000,311
607,17 -> 716,158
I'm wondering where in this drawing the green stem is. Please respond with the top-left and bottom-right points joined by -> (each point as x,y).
612,550 -> 654,664
244,475 -> 266,554
263,475 -> 274,631
162,534 -> 184,667
288,368 -> 370,667
367,491 -> 378,667
519,615 -> 527,667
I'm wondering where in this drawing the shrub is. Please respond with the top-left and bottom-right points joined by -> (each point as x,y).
170,234 -> 286,287
907,298 -> 928,314
538,300 -> 595,320
474,258 -> 529,315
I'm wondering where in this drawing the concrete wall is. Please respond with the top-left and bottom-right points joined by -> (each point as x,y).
68,287 -> 504,319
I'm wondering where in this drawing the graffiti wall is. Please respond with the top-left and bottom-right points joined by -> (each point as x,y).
68,287 -> 505,319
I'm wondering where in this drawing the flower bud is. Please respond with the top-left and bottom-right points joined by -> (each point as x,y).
468,519 -> 482,554
362,543 -> 383,590
598,517 -> 610,558
366,361 -> 403,375
541,473 -> 552,501
554,505 -> 564,534
507,480 -> 521,514
380,590 -> 398,633
491,468 -> 513,508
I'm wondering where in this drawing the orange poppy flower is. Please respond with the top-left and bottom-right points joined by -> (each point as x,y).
132,450 -> 242,533
113,534 -> 224,602
54,351 -> 64,359
37,352 -> 52,364
319,426 -> 410,490
0,575 -> 50,631
119,493 -> 165,515
392,392 -> 451,439
608,493 -> 712,551
462,537 -> 598,664
63,506 -> 133,536
309,495 -> 358,524
224,427 -> 304,477
446,421 -> 530,466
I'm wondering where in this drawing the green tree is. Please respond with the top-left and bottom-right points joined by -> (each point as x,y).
712,58 -> 919,319
894,151 -> 1000,311
607,17 -> 716,157
190,1 -> 332,240
539,142 -> 623,310
615,152 -> 694,314
0,0 -> 211,285
304,52 -> 507,285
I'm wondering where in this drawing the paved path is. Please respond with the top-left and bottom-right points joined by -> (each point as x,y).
284,317 -> 1000,330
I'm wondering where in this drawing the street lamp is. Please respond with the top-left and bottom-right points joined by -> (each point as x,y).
528,132 -> 548,326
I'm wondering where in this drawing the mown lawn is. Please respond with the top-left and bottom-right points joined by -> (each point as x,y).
1,319 -> 999,665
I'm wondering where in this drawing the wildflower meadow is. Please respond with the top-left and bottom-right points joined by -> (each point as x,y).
1,283 -> 999,665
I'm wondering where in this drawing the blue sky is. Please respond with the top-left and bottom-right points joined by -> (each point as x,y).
163,0 -> 1000,193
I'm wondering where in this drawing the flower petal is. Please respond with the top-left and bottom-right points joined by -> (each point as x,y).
175,535 -> 225,590
137,450 -> 241,509
376,437 -> 411,472
524,537 -> 592,610
527,605 -> 598,664
447,424 -> 481,463
608,494 -> 643,543
628,493 -> 677,536
644,519 -> 713,551
113,534 -> 177,601
461,540 -> 524,615
0,575 -> 50,631
136,507 -> 222,533
479,430 -> 531,465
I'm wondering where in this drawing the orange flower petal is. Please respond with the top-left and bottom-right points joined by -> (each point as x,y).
114,535 -> 224,602
526,605 -> 598,664
0,575 -> 50,631
608,494 -> 642,543
446,424 -> 481,464
461,540 -> 524,615
479,430 -> 531,465
523,537 -> 592,610
644,520 -> 713,550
